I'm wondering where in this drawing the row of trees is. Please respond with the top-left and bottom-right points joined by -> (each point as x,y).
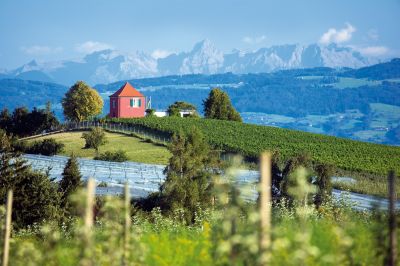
148,88 -> 242,122
0,103 -> 59,137
62,81 -> 241,122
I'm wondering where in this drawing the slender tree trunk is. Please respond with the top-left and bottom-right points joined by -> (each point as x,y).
123,183 -> 131,266
259,153 -> 271,266
2,190 -> 13,266
80,178 -> 95,266
387,170 -> 397,266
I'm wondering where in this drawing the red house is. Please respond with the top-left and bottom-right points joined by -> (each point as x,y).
109,82 -> 146,118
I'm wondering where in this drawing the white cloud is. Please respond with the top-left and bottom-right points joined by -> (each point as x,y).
75,41 -> 112,54
242,35 -> 267,44
319,23 -> 356,45
151,49 -> 173,59
357,46 -> 389,57
21,45 -> 63,55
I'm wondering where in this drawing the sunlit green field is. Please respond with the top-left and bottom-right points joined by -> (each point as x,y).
26,131 -> 171,165
333,77 -> 381,89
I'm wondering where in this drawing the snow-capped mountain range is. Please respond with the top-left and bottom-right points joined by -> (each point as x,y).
2,39 -> 381,86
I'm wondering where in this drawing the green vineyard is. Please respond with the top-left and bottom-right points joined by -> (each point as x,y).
109,117 -> 400,175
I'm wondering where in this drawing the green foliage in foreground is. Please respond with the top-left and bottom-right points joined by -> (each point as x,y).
5,185 -> 398,266
109,117 -> 400,175
0,129 -> 61,229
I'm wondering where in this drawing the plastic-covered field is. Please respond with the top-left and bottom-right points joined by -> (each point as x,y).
23,154 -> 399,210
23,154 -> 165,198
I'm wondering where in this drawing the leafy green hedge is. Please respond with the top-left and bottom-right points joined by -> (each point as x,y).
109,117 -> 400,175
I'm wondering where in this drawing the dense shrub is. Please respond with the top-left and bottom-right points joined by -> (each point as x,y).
167,101 -> 197,117
32,138 -> 65,156
145,108 -> 156,117
82,127 -> 107,155
94,150 -> 129,162
19,138 -> 65,156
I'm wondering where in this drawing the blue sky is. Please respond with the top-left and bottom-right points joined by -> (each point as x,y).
0,0 -> 399,68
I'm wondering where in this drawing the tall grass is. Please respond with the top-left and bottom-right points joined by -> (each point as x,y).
2,160 -> 399,265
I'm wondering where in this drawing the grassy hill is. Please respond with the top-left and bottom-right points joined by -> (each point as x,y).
109,117 -> 400,176
27,131 -> 171,165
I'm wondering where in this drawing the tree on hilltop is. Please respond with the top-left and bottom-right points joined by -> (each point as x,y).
167,101 -> 198,117
203,88 -> 242,122
62,81 -> 103,122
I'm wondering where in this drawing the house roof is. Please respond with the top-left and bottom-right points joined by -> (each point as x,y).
110,82 -> 144,97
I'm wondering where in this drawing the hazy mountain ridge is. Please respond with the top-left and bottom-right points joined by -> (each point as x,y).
2,40 -> 382,86
1,59 -> 400,144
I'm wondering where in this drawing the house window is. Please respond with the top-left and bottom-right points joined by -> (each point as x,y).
130,98 -> 142,108
112,100 -> 116,108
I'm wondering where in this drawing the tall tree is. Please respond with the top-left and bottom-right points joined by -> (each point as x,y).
58,154 -> 82,215
161,127 -> 219,223
203,88 -> 242,122
62,81 -> 103,122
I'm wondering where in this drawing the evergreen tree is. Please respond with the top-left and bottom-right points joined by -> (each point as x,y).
58,154 -> 82,215
161,127 -> 219,223
203,88 -> 242,122
0,129 -> 61,228
0,108 -> 11,132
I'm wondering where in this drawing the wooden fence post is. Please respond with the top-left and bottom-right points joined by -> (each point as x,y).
388,170 -> 397,266
81,178 -> 95,266
85,178 -> 95,231
2,190 -> 13,266
259,153 -> 271,266
123,183 -> 131,266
